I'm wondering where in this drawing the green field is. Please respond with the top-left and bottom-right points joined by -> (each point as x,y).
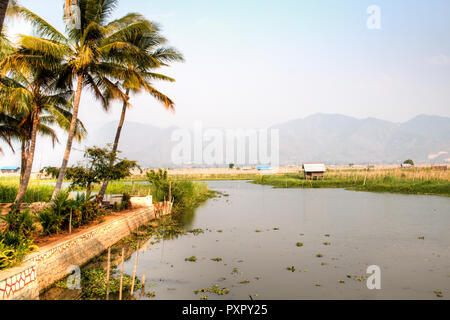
252,170 -> 450,197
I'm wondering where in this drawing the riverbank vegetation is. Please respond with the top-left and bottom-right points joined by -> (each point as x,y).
253,168 -> 450,196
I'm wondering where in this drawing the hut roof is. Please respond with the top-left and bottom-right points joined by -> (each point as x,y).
302,163 -> 326,173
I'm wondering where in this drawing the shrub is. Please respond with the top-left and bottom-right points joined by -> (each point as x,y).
38,207 -> 64,235
120,192 -> 131,211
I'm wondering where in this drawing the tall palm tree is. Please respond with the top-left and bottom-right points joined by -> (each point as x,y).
10,1 -> 153,198
0,46 -> 86,206
97,15 -> 183,198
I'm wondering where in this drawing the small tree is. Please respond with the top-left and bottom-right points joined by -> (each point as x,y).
403,159 -> 414,166
42,146 -> 140,199
229,163 -> 235,169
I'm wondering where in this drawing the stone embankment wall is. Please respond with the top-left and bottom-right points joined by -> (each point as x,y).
0,202 -> 172,300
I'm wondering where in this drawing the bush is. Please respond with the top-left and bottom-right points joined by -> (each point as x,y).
120,193 -> 131,211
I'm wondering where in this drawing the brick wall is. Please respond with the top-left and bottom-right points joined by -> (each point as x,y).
0,203 -> 172,300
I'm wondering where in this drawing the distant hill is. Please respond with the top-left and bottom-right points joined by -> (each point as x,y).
90,114 -> 450,167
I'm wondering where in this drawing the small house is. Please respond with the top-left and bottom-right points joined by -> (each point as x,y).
302,163 -> 326,180
0,166 -> 20,173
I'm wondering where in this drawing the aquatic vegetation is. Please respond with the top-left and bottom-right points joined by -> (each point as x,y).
255,230 -> 262,233
231,267 -> 239,274
323,242 -> 331,245
239,280 -> 250,284
321,262 -> 327,266
273,227 -> 280,231
217,230 -> 223,233
315,283 -> 322,287
316,254 -> 323,258
287,266 -> 296,272
339,280 -> 345,284
418,236 -> 425,240
80,268 -> 141,300
185,256 -> 197,262
324,234 -> 330,237
194,284 -> 229,296
211,257 -> 222,262
146,291 -> 156,298
188,228 -> 204,236
296,242 -> 303,247
434,290 -> 443,298
252,169 -> 450,197
200,295 -> 208,300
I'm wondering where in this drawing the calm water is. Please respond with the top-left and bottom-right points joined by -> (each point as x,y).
46,181 -> 450,300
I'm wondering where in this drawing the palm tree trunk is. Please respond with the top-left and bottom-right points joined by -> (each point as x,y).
52,73 -> 83,199
0,0 -> 9,34
15,112 -> 38,206
20,141 -> 27,184
98,89 -> 130,199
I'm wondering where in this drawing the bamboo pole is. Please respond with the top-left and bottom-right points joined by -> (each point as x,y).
106,247 -> 111,300
69,208 -> 72,234
130,241 -> 140,297
141,273 -> 146,295
119,247 -> 124,300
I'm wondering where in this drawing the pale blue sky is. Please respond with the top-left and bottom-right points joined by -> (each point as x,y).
2,0 -> 450,166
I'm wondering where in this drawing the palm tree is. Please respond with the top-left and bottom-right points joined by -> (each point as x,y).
10,1 -> 153,198
0,46 -> 86,206
97,16 -> 183,198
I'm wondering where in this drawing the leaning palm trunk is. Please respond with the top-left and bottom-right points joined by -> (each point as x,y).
0,0 -> 9,33
98,89 -> 130,199
52,73 -> 83,199
14,113 -> 38,206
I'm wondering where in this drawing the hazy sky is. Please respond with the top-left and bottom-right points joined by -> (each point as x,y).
2,0 -> 450,167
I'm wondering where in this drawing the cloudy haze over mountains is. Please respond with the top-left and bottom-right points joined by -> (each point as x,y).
88,113 -> 450,167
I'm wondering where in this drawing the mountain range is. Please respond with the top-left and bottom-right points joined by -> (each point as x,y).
90,114 -> 450,167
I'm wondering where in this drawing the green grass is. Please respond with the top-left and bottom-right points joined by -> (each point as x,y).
0,177 -> 54,203
252,173 -> 450,197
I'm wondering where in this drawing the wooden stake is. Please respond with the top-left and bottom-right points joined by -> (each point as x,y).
141,273 -> 146,295
69,208 -> 72,234
119,247 -> 124,300
106,247 -> 111,300
130,241 -> 140,297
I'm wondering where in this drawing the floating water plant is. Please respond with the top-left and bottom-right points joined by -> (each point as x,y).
239,280 -> 250,284
321,262 -> 327,266
273,227 -> 280,231
418,236 -> 425,240
146,291 -> 156,298
296,242 -> 303,247
287,266 -> 296,272
200,295 -> 208,300
188,229 -> 204,236
211,257 -> 222,262
339,280 -> 345,284
323,242 -> 331,245
231,267 -> 239,274
434,290 -> 443,298
217,230 -> 223,233
255,230 -> 262,233
185,256 -> 197,262
195,285 -> 229,296
324,234 -> 330,237
316,254 -> 323,258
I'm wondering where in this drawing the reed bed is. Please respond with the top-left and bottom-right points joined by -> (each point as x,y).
253,168 -> 450,196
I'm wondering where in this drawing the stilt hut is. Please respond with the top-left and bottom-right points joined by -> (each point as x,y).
302,163 -> 326,180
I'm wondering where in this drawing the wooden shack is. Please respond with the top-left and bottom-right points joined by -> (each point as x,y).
302,163 -> 326,180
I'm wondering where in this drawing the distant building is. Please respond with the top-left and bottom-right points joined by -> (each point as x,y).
257,165 -> 271,171
401,163 -> 413,168
0,166 -> 20,173
302,163 -> 326,180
